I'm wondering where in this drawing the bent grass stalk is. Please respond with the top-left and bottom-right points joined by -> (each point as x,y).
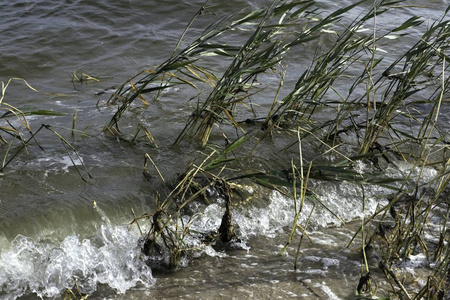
43,124 -> 93,182
144,153 -> 165,183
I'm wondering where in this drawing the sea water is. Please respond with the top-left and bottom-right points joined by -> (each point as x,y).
0,0 -> 448,298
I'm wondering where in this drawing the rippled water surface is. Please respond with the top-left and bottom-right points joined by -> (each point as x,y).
0,0 -> 448,299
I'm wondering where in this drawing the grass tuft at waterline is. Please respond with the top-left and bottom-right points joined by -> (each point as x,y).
106,0 -> 450,297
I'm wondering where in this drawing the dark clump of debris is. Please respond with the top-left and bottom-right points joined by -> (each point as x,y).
135,179 -> 242,273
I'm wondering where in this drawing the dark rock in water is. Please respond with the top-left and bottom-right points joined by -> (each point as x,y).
138,211 -> 177,272
140,236 -> 162,258
356,272 -> 372,295
218,193 -> 234,243
139,236 -> 177,272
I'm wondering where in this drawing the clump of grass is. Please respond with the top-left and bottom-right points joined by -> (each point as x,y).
358,9 -> 450,156
108,2 -> 449,297
135,205 -> 200,270
343,6 -> 450,298
104,0 -> 233,134
130,135 -> 253,269
174,0 -> 321,146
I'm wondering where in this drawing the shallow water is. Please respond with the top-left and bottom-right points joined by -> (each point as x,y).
0,0 -> 449,299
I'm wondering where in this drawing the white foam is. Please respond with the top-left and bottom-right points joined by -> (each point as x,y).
234,191 -> 296,238
189,183 -> 378,243
0,223 -> 154,299
36,154 -> 84,173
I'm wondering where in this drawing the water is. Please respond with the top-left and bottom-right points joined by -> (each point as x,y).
0,0 -> 448,299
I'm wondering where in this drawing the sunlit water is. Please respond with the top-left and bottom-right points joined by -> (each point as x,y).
0,0 -> 448,299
